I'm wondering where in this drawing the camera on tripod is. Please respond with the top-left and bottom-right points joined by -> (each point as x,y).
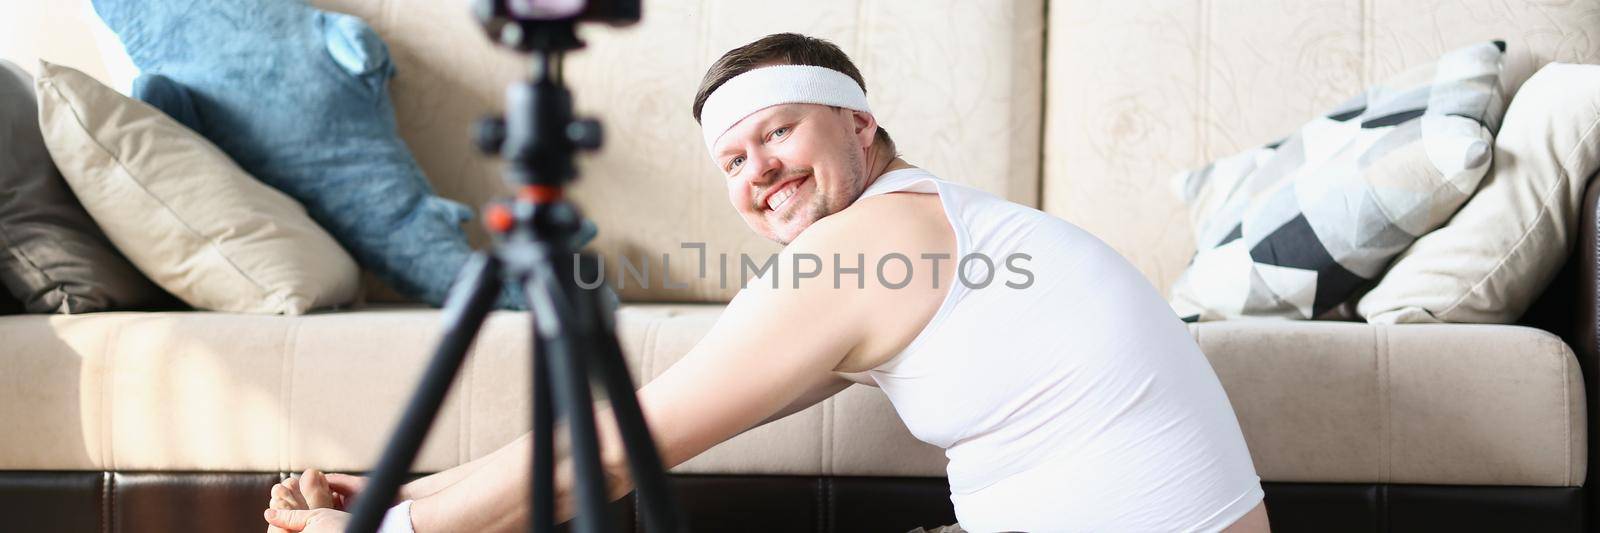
474,0 -> 639,52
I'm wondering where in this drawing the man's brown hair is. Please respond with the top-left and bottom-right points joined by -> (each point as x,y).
693,33 -> 895,154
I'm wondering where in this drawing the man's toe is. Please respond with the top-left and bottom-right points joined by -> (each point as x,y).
301,469 -> 337,509
273,481 -> 307,509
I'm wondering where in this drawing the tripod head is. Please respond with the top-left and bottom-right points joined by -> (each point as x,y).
470,0 -> 639,191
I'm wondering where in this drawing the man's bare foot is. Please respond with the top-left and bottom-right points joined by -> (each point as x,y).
266,470 -> 344,533
264,508 -> 351,533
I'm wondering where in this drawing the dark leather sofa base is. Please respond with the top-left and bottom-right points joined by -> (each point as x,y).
0,471 -> 1583,532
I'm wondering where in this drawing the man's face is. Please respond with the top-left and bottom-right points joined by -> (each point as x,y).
710,103 -> 875,245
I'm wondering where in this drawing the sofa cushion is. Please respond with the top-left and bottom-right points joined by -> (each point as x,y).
0,307 -> 1583,487
0,59 -> 175,314
0,304 -> 936,477
1197,320 -> 1585,486
35,61 -> 361,315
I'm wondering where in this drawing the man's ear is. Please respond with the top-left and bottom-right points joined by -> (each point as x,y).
850,109 -> 879,149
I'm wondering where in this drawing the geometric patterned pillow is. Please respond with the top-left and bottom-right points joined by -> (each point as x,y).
1169,41 -> 1507,321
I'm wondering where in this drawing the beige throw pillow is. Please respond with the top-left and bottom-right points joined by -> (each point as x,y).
35,61 -> 359,315
1359,63 -> 1600,323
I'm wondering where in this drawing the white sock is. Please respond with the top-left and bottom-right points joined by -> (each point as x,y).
377,500 -> 415,533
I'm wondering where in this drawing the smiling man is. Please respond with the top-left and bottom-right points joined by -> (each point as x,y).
264,33 -> 1270,533
695,43 -> 903,245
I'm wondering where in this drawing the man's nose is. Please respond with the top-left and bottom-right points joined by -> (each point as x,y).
748,154 -> 783,186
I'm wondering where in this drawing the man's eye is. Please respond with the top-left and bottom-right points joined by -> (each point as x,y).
728,155 -> 745,172
771,126 -> 790,139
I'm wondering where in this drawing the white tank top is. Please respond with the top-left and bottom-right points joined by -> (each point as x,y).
858,168 -> 1263,532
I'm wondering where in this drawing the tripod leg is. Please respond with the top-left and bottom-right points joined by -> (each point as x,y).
578,262 -> 686,532
531,314 -> 555,533
524,268 -> 612,533
588,316 -> 686,532
346,253 -> 505,533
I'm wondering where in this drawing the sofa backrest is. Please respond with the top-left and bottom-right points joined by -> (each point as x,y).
28,1 -> 1600,302
9,0 -> 1045,304
1042,0 -> 1600,294
316,0 -> 1046,302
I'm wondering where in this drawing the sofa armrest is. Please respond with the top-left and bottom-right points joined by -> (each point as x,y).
1520,168 -> 1600,523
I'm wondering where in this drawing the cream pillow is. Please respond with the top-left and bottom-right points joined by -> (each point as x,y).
1359,63 -> 1600,323
35,61 -> 359,315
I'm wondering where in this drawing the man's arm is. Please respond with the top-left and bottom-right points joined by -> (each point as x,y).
627,234 -> 876,469
758,373 -> 855,428
402,193 -> 954,532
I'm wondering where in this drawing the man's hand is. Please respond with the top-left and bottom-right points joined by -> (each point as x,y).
263,508 -> 350,533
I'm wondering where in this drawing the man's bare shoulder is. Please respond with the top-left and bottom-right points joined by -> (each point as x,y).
794,190 -> 951,255
783,189 -> 956,372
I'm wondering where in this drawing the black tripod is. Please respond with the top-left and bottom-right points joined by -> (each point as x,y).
345,3 -> 684,532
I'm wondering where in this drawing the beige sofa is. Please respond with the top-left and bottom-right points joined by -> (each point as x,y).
3,1 -> 1598,531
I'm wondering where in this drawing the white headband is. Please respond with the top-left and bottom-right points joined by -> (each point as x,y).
699,65 -> 872,152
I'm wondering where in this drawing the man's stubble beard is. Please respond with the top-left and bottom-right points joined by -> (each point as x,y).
778,137 -> 867,245
816,131 -> 868,222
